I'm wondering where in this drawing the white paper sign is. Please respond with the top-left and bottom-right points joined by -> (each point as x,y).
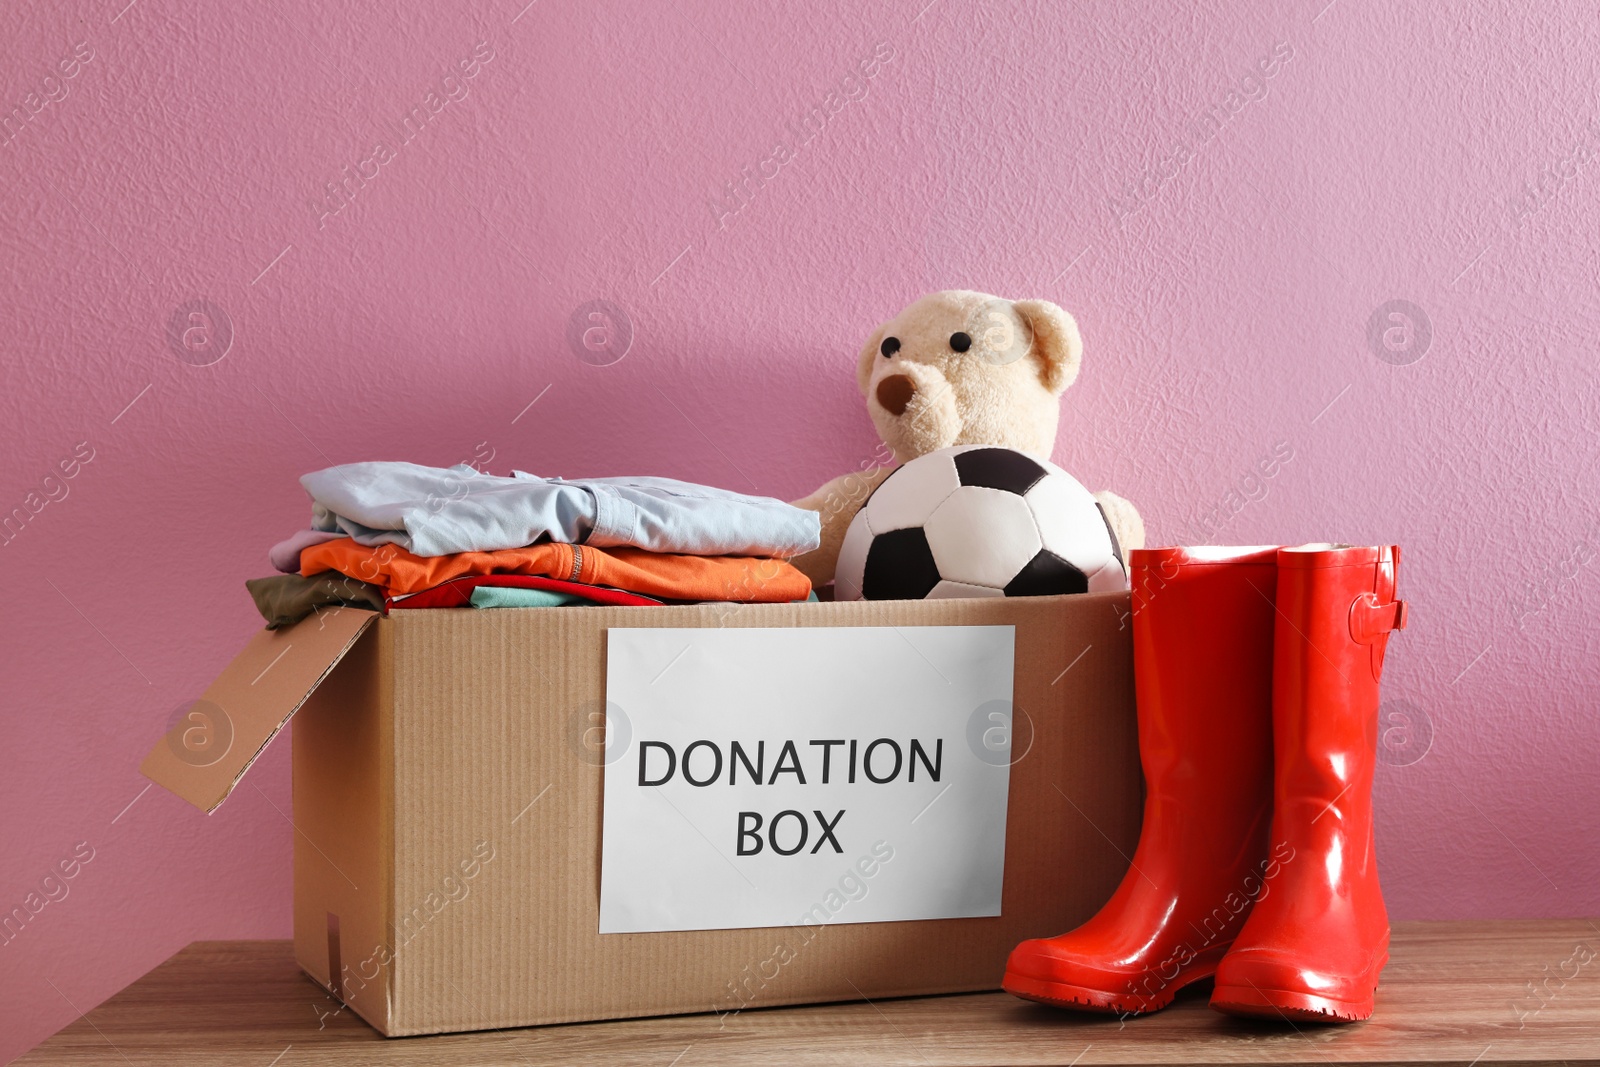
598,625 -> 1016,934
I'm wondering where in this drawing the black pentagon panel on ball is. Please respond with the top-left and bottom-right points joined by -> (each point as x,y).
1004,549 -> 1089,597
952,448 -> 1048,495
862,527 -> 943,600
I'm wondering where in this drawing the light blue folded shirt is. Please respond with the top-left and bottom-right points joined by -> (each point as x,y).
300,462 -> 820,559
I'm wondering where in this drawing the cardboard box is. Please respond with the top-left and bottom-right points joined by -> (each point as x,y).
142,594 -> 1140,1036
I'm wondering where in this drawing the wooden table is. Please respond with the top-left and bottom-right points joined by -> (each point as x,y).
17,920 -> 1599,1065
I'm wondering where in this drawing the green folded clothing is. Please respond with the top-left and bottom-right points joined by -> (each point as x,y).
468,586 -> 590,609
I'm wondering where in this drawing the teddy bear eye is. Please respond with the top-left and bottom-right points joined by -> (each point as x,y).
949,332 -> 972,352
880,337 -> 901,357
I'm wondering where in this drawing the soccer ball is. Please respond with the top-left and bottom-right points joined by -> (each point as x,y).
835,445 -> 1127,600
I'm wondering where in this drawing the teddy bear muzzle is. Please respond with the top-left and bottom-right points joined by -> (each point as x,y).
875,374 -> 916,416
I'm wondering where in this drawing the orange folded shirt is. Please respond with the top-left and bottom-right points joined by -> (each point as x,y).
299,538 -> 811,602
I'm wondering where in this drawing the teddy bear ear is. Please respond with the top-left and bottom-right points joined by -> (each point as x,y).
856,324 -> 886,396
1014,299 -> 1083,395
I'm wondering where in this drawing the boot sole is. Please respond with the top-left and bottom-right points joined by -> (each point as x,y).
1211,949 -> 1387,1024
1210,983 -> 1375,1023
1003,967 -> 1215,1016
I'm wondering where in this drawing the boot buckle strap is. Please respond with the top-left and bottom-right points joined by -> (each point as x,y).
1350,593 -> 1408,645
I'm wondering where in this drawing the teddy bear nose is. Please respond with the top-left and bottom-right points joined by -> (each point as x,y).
876,374 -> 915,416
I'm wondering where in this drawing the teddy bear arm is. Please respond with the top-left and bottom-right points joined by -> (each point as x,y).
789,466 -> 895,586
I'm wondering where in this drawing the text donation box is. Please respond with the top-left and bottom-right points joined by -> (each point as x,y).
599,625 -> 1017,934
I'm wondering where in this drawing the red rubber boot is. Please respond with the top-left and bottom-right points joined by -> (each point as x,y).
1003,546 -> 1280,1015
1211,544 -> 1408,1023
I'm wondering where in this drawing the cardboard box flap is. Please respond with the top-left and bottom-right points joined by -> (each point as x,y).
141,607 -> 378,813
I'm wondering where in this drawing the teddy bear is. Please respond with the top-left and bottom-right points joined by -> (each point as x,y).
790,289 -> 1144,588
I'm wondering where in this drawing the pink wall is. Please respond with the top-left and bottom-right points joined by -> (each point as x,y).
3,0 -> 1597,1057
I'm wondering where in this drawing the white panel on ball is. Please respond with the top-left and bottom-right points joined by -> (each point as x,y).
1024,475 -> 1114,575
927,579 -> 1007,599
1087,557 -> 1129,593
864,451 -> 962,533
924,487 -> 1041,589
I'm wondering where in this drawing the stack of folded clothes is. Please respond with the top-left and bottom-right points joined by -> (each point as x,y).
246,461 -> 821,629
